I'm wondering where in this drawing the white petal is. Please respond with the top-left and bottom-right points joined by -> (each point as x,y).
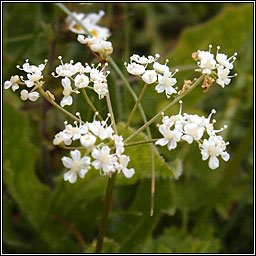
155,84 -> 165,93
62,156 -> 73,168
61,77 -> 71,87
182,135 -> 193,144
92,148 -> 101,159
60,95 -> 73,107
155,138 -> 168,146
122,168 -> 135,178
221,152 -> 230,161
68,171 -> 78,183
79,168 -> 89,178
201,151 -> 209,161
209,156 -> 219,170
20,89 -> 29,101
77,35 -> 87,44
80,156 -> 91,166
4,81 -> 12,89
12,83 -> 19,91
28,92 -> 40,102
92,159 -> 102,170
167,140 -> 177,150
70,150 -> 81,161
25,80 -> 34,88
64,170 -> 73,181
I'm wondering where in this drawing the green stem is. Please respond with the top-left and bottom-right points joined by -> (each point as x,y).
38,87 -> 82,123
122,83 -> 148,136
59,145 -> 84,150
124,75 -> 204,143
81,88 -> 103,121
124,138 -> 159,148
150,144 -> 155,216
95,173 -> 117,253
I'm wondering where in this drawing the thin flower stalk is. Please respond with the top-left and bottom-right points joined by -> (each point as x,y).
124,75 -> 205,143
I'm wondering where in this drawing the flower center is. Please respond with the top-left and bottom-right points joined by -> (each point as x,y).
100,152 -> 109,164
91,29 -> 98,37
208,145 -> 218,156
71,159 -> 81,172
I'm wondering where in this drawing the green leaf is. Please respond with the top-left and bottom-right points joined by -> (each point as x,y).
3,196 -> 32,251
3,100 -> 51,230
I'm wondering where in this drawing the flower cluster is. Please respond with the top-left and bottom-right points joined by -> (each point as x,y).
125,54 -> 178,98
65,10 -> 111,39
4,59 -> 48,102
52,56 -> 110,105
77,35 -> 113,59
53,113 -> 135,183
155,101 -> 229,170
194,45 -> 237,88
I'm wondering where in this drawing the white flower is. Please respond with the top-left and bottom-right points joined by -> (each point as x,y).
116,155 -> 135,178
17,59 -> 47,87
200,135 -> 229,170
155,124 -> 182,150
125,62 -> 146,76
113,135 -> 124,155
92,146 -> 117,174
66,11 -> 111,39
216,65 -> 235,88
88,119 -> 114,140
53,131 -> 72,146
153,61 -> 169,74
196,45 -> 216,74
155,71 -> 177,98
4,75 -> 20,91
141,70 -> 157,84
74,74 -> 89,88
52,57 -> 78,78
64,120 -> 88,141
20,89 -> 40,102
62,150 -> 91,183
80,133 -> 96,149
60,77 -> 73,107
182,122 -> 205,144
93,81 -> 108,99
198,51 -> 216,74
77,35 -> 113,57
216,46 -> 237,69
130,53 -> 159,64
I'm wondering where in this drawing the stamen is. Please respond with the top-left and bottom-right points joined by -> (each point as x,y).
172,68 -> 179,77
76,112 -> 82,126
58,56 -> 64,65
207,109 -> 216,122
208,44 -> 212,53
178,100 -> 183,115
216,45 -> 220,55
93,111 -> 99,122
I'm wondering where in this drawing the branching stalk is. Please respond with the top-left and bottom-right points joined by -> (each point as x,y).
38,87 -> 82,124
81,88 -> 103,121
122,83 -> 148,136
124,75 -> 204,143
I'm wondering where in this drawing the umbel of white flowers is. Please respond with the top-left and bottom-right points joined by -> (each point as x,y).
194,44 -> 237,88
54,112 -> 135,183
155,101 -> 230,170
124,53 -> 179,98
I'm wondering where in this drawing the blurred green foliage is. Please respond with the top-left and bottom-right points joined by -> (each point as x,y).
3,3 -> 253,253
